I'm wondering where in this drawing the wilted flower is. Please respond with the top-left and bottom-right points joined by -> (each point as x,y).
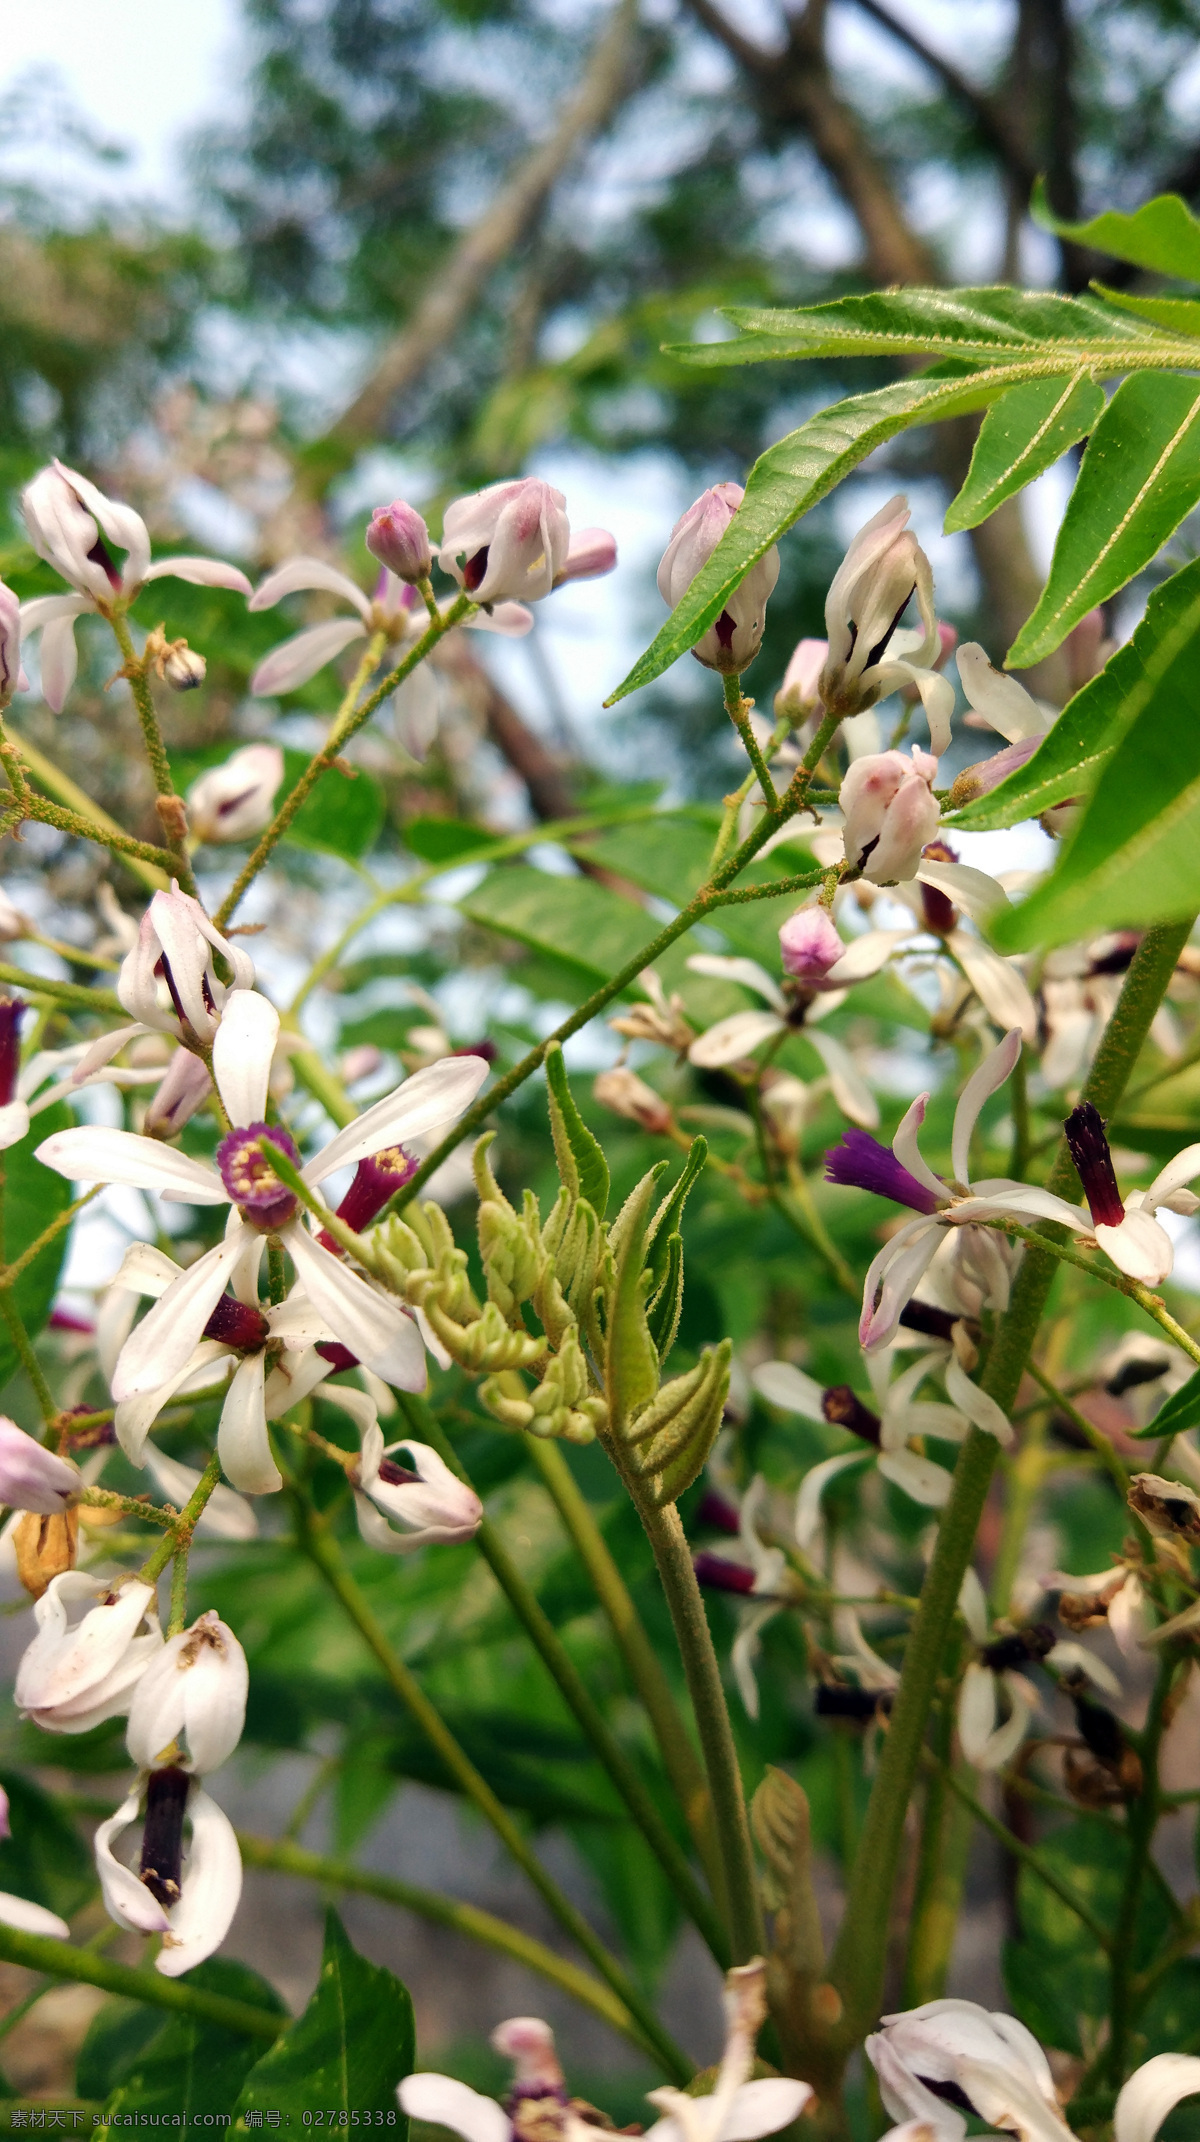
366,500 -> 433,584
657,483 -> 780,674
819,496 -> 955,746
353,1428 -> 483,1554
16,1574 -> 162,1734
186,745 -> 283,845
18,461 -> 251,712
593,1066 -> 673,1134
840,748 -> 941,884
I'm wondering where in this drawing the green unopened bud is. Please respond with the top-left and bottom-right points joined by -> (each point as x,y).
479,1192 -> 543,1322
624,1341 -> 731,1506
480,1372 -> 535,1430
425,1296 -> 545,1375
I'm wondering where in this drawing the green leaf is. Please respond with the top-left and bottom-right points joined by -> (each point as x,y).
1094,285 -> 1200,337
1130,1366 -> 1200,1440
665,284 -> 1157,366
234,1910 -> 414,2124
1009,372 -> 1200,667
0,1769 -> 93,1920
0,1103 -> 72,1393
98,1961 -> 288,2140
282,747 -> 385,860
1031,179 -> 1200,281
544,1041 -> 610,1218
993,560 -> 1200,947
403,816 -> 503,865
946,557 -> 1200,832
606,1172 -> 662,1440
1015,1818 -> 1174,2024
944,373 -> 1105,532
607,365 -> 1035,703
458,865 -> 657,987
76,1999 -> 164,2103
1003,1938 -> 1083,2055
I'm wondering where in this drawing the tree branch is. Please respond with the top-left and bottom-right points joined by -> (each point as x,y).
844,0 -> 1035,191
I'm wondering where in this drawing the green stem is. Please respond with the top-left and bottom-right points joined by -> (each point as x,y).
723,673 -> 778,807
1107,1655 -> 1174,2084
137,1452 -> 222,1593
108,613 -> 196,895
0,1923 -> 282,2039
523,1435 -> 723,1904
409,1404 -> 729,1967
296,1499 -> 691,2081
934,1760 -> 1112,1951
15,792 -> 180,875
903,1688 -> 971,2006
827,915 -> 1195,2048
234,1832 -> 655,2052
627,1490 -> 763,1962
0,965 -> 122,1016
2,731 -> 166,892
1025,1362 -> 1132,1501
0,1286 -> 54,1424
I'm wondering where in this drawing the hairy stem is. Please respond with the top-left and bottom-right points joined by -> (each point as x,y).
0,1922 -> 282,2039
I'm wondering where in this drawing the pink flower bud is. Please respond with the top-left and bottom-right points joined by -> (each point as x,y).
366,500 -> 433,584
186,745 -> 283,845
775,637 -> 827,721
144,1047 -> 213,1138
839,748 -> 940,884
0,582 -> 23,699
439,479 -> 569,604
553,526 -> 617,585
162,644 -> 206,692
657,483 -> 780,674
820,495 -> 938,716
778,905 -> 845,983
0,1419 -> 79,1514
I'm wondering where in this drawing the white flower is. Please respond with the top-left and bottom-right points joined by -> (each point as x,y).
643,1959 -> 811,2142
1045,1562 -> 1150,1656
0,1894 -> 69,1940
840,748 -> 942,884
95,1780 -> 241,1978
819,496 -> 955,748
684,951 -> 879,1127
957,642 -> 1055,746
19,461 -> 251,712
956,1568 -> 1119,1772
125,1612 -> 248,1774
116,884 -> 256,1044
37,991 -> 489,1422
1064,1102 -> 1200,1286
0,579 -> 26,700
139,1446 -> 258,1541
16,1574 -> 162,1734
825,1029 -> 1088,1349
867,1997 -> 1074,2142
0,993 -> 169,1153
1115,2054 -> 1200,2142
775,635 -> 827,722
186,745 -> 284,845
0,1418 -> 79,1514
353,1426 -> 483,1554
657,483 -> 779,674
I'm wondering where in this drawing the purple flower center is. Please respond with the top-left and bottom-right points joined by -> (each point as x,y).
216,1122 -> 302,1230
203,1294 -> 271,1352
693,1550 -> 756,1596
0,995 -> 24,1108
1064,1102 -> 1125,1228
695,1488 -> 741,1537
825,1128 -> 941,1213
87,533 -> 122,591
377,1457 -> 422,1487
463,546 -> 490,592
919,840 -> 959,935
140,1764 -> 190,1907
319,1148 -> 417,1254
316,1340 -> 359,1374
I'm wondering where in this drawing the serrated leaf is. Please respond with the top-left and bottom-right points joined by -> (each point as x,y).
647,1233 -> 684,1360
1009,372 -> 1200,667
946,558 -> 1200,832
234,1911 -> 413,2124
1031,179 -> 1200,281
544,1040 -> 610,1218
944,373 -> 1105,532
1094,285 -> 1200,337
607,364 -> 1042,703
993,560 -> 1200,947
665,285 -> 1158,366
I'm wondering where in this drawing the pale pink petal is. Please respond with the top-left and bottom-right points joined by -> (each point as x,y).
826,929 -> 910,984
141,558 -> 252,594
685,953 -> 786,1011
35,1125 -> 225,1203
688,1010 -> 784,1068
462,602 -> 534,637
951,1029 -> 1022,1187
250,618 -> 367,697
283,1227 -> 427,1388
38,614 -> 79,711
861,1220 -> 944,1349
19,594 -> 88,629
948,933 -> 1038,1044
1095,1210 -> 1175,1284
398,2076 -> 511,2142
805,1028 -> 879,1129
890,1094 -> 944,1199
249,558 -> 372,615
918,860 -> 1010,921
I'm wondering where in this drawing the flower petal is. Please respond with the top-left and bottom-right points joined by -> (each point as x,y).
95,1795 -> 171,1935
944,1359 -> 1014,1445
462,602 -> 534,636
212,992 -> 280,1128
157,1790 -> 242,1977
804,1029 -> 879,1129
217,1352 -> 280,1496
917,860 -> 1010,920
1094,1210 -> 1175,1285
752,1361 -> 827,1421
0,1892 -> 69,1939
876,1448 -> 953,1505
688,1011 -> 784,1069
141,1448 -> 258,1541
825,929 -> 911,984
141,558 -> 253,594
250,618 -> 367,697
957,1660 -> 999,1764
0,1101 -> 30,1150
35,1125 -> 225,1203
952,1029 -> 1022,1188
685,953 -> 786,1012
398,2076 -> 511,2142
1115,2055 -> 1200,2142
947,933 -> 1038,1044
39,614 -> 79,711
115,1340 -> 232,1465
249,558 -> 372,615
860,1220 -> 943,1350
1145,1143 -> 1200,1211
284,1228 -> 427,1388
794,1451 -> 869,1548
303,1055 -> 491,1186
720,2079 -> 813,2141
891,1094 -> 945,1200
113,1236 -> 249,1400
